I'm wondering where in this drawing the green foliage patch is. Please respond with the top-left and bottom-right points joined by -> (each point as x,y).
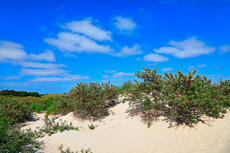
124,67 -> 230,127
115,80 -> 138,94
58,144 -> 91,153
63,81 -> 118,117
0,98 -> 32,125
88,124 -> 95,130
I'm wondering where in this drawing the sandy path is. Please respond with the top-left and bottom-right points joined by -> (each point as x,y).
21,97 -> 230,153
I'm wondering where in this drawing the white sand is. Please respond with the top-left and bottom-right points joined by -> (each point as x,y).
21,95 -> 230,153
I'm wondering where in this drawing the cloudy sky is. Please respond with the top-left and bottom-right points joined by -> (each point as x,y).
0,0 -> 229,94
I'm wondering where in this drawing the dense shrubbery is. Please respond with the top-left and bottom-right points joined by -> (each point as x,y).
0,98 -> 32,125
0,111 -> 79,152
60,81 -> 118,117
29,96 -> 60,114
124,67 -> 230,126
0,124 -> 41,153
0,89 -> 40,97
0,98 -> 40,152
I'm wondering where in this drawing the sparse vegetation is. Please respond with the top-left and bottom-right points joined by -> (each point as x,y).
58,144 -> 91,153
88,124 -> 95,130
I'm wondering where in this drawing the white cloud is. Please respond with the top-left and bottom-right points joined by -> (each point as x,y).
143,53 -> 169,62
0,82 -> 40,86
154,37 -> 215,58
0,41 -> 28,61
219,45 -> 230,54
102,75 -> 109,78
0,41 -> 57,64
114,17 -> 136,31
101,80 -> 108,83
20,68 -> 68,76
213,65 -> 220,69
112,72 -> 134,78
115,44 -> 143,57
63,19 -> 112,41
147,63 -> 158,66
110,79 -> 123,82
29,50 -> 56,62
63,52 -> 77,58
161,67 -> 174,71
0,75 -> 22,80
19,61 -> 67,68
31,75 -> 90,82
105,70 -> 116,73
197,64 -> 207,67
45,32 -> 113,53
136,57 -> 141,61
210,74 -> 223,78
188,66 -> 195,69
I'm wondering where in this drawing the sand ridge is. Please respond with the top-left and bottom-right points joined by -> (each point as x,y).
21,95 -> 230,153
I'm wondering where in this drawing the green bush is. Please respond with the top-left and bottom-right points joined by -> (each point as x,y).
0,125 -> 41,153
29,103 -> 45,113
65,81 -> 118,117
116,80 -> 138,94
29,96 -> 60,114
0,114 -> 11,144
0,113 -> 40,152
0,98 -> 32,125
88,124 -> 95,130
125,67 -> 230,126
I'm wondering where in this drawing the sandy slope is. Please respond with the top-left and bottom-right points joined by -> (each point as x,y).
21,96 -> 230,153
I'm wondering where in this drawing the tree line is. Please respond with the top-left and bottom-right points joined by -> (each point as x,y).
0,89 -> 40,97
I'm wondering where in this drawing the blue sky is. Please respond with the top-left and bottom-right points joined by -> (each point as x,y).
0,0 -> 229,94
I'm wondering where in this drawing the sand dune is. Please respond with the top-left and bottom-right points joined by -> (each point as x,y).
21,95 -> 230,153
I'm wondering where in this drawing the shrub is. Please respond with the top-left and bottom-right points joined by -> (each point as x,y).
29,103 -> 45,113
88,124 -> 95,130
36,113 -> 76,137
65,81 -> 118,117
29,96 -> 61,114
0,114 -> 11,144
0,105 -> 80,153
124,67 -> 230,127
51,95 -> 74,115
0,112 -> 40,152
0,98 -> 32,125
58,144 -> 91,153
